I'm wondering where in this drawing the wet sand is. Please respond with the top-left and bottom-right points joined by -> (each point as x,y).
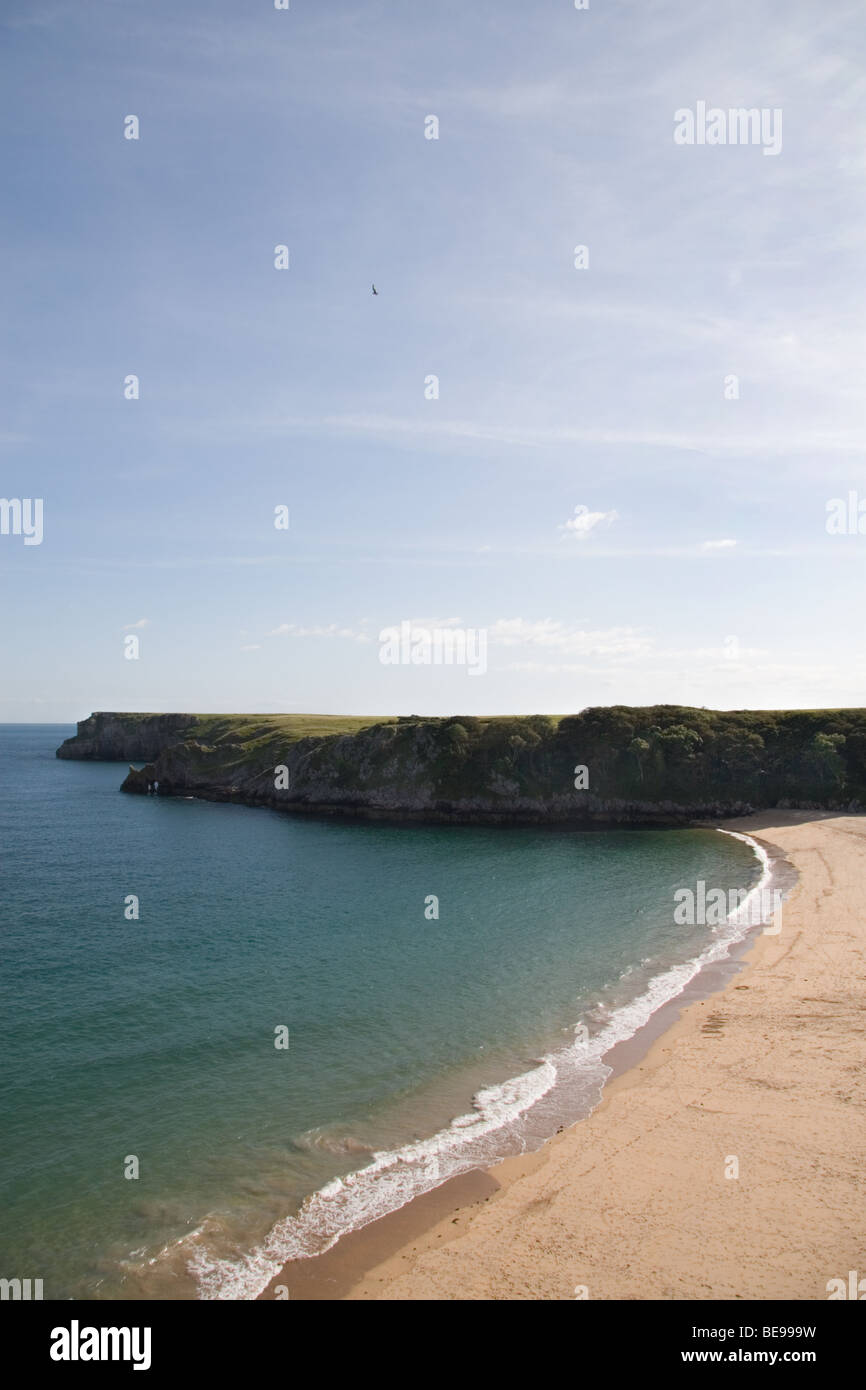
261,812 -> 865,1300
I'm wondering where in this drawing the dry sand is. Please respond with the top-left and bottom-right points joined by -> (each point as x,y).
341,812 -> 866,1300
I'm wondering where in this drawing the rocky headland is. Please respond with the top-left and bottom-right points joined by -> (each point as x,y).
55,707 -> 866,826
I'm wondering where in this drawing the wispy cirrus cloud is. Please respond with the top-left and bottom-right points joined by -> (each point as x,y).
267,622 -> 372,643
489,619 -> 651,658
193,411 -> 866,461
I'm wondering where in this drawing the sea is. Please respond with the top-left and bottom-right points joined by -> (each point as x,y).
0,724 -> 782,1299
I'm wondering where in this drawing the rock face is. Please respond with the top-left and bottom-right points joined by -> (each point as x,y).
56,712 -> 199,762
58,707 -> 866,826
121,765 -> 162,795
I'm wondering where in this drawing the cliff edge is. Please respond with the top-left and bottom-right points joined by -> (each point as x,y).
56,712 -> 200,762
57,707 -> 866,826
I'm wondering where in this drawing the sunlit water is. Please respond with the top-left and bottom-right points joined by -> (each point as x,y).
0,725 -> 765,1299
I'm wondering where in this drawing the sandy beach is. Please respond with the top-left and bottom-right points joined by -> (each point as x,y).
263,811 -> 866,1300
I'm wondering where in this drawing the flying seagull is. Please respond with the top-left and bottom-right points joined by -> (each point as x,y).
372,284 -> 378,295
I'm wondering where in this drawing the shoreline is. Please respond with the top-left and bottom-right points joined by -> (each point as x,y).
329,810 -> 865,1300
258,813 -> 826,1301
257,915 -> 767,1301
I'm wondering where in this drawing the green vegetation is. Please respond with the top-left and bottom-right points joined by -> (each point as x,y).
186,714 -> 392,743
62,707 -> 866,819
551,706 -> 866,805
229,706 -> 866,808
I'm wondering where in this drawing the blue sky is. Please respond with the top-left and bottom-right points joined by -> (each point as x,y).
2,0 -> 865,721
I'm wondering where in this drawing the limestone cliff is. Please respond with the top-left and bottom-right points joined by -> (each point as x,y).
56,712 -> 200,761
57,706 -> 866,826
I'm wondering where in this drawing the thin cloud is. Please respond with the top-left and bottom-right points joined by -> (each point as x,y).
490,619 -> 650,658
267,623 -> 372,643
222,412 -> 866,460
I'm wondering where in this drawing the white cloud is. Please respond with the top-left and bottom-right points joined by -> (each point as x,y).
700,538 -> 738,550
224,412 -> 866,461
489,618 -> 650,658
559,505 -> 619,540
267,623 -> 371,643
403,616 -> 463,629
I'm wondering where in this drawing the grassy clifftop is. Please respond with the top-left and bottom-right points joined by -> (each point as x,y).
58,706 -> 866,824
56,711 -> 389,760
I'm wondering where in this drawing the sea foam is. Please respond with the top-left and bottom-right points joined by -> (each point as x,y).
188,830 -> 782,1300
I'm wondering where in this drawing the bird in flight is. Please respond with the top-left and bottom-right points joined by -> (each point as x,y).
372,284 -> 378,295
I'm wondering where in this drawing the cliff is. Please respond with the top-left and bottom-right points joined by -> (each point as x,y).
56,712 -> 200,762
57,707 -> 866,826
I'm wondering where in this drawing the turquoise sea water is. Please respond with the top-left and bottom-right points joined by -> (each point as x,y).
0,725 -> 766,1299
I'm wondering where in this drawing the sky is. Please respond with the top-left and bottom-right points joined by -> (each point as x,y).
2,0 -> 865,722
